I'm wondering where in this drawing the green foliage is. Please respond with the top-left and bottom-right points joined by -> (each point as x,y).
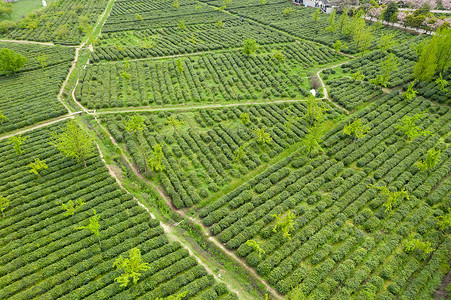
343,118 -> 370,140
78,209 -> 101,248
135,13 -> 143,21
0,2 -> 13,18
55,25 -> 70,39
396,112 -> 430,141
166,116 -> 185,132
383,1 -> 398,23
114,247 -> 150,287
0,194 -> 9,218
272,210 -> 295,239
172,0 -> 179,9
272,50 -> 285,63
436,209 -> 450,232
28,158 -> 48,177
0,110 -> 7,125
368,184 -> 409,212
176,59 -> 184,74
240,112 -> 250,125
379,33 -> 395,52
147,144 -> 165,172
50,120 -> 95,168
312,8 -> 320,23
333,40 -> 347,54
119,71 -> 131,80
325,9 -> 336,33
178,20 -> 186,31
8,135 -> 27,155
404,234 -> 435,259
242,39 -> 257,56
435,73 -> 448,91
36,53 -> 48,69
305,96 -> 327,126
252,127 -> 272,144
215,20 -> 224,28
61,199 -> 85,217
352,69 -> 365,82
304,124 -> 324,157
371,53 -> 398,87
124,115 -> 145,133
0,48 -> 28,75
156,291 -> 188,300
283,7 -> 295,16
245,239 -> 265,258
415,148 -> 441,172
233,145 -> 247,162
414,38 -> 437,82
403,81 -> 418,101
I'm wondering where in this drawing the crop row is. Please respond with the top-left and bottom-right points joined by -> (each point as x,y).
0,123 -> 234,299
327,77 -> 383,110
199,94 -> 450,296
79,44 -> 341,108
95,19 -> 294,60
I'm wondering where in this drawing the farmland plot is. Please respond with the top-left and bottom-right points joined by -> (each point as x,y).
102,102 -> 343,208
0,123 -> 236,300
78,43 -> 342,109
199,94 -> 451,297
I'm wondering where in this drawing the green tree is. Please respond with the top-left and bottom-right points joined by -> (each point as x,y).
29,158 -> 48,178
135,13 -> 143,21
343,118 -> 370,141
62,199 -> 85,220
325,9 -> 337,33
404,233 -> 435,259
436,209 -> 450,232
233,145 -> 247,162
0,20 -> 15,34
147,144 -> 165,172
78,209 -> 101,249
396,112 -> 430,141
352,19 -> 373,52
245,239 -> 265,258
379,33 -> 395,52
124,115 -> 145,133
416,148 -> 441,172
433,28 -> 451,74
260,0 -> 267,4
240,112 -> 250,125
36,53 -> 48,69
372,53 -> 398,87
403,81 -> 418,101
435,73 -> 448,91
283,7 -> 295,16
0,195 -> 9,218
114,248 -> 150,287
176,59 -> 184,74
272,50 -> 285,63
119,71 -> 131,80
414,38 -> 438,82
8,135 -> 27,155
178,20 -> 186,30
304,124 -> 325,158
383,1 -> 398,24
305,95 -> 327,126
215,20 -> 224,28
243,39 -> 257,56
0,48 -> 28,75
252,127 -> 272,144
166,116 -> 185,133
312,8 -> 320,24
352,69 -> 365,82
0,110 -> 7,125
50,120 -> 95,168
333,40 -> 347,55
272,210 -> 295,239
172,0 -> 179,8
55,25 -> 70,39
0,2 -> 13,18
368,184 -> 409,212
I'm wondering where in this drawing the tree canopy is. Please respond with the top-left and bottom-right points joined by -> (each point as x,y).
0,48 -> 28,75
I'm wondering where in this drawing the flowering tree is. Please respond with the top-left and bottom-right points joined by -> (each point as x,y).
397,11 -> 407,26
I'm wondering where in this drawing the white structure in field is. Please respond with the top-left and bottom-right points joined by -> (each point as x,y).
292,0 -> 336,13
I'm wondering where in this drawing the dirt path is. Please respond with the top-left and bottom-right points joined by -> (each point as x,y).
316,62 -> 351,114
0,39 -> 73,47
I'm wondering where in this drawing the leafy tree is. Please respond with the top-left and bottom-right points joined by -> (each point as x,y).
195,4 -> 202,10
243,39 -> 257,56
0,48 -> 28,75
352,69 -> 365,82
0,110 -> 7,125
379,33 -> 395,52
343,118 -> 370,140
176,59 -> 184,74
147,144 -> 165,172
55,25 -> 70,39
172,0 -> 179,8
435,73 -> 448,91
36,53 -> 48,69
272,50 -> 285,63
0,2 -> 13,18
312,8 -> 320,24
166,116 -> 185,133
415,148 -> 441,172
383,1 -> 398,24
240,112 -> 250,125
436,209 -> 450,232
333,40 -> 347,55
283,7 -> 295,16
8,135 -> 27,155
396,112 -> 430,141
433,28 -> 450,74
62,199 -> 85,220
29,158 -> 48,178
284,115 -> 298,133
372,53 -> 398,87
178,20 -> 186,30
252,127 -> 272,144
260,0 -> 267,4
0,20 -> 15,34
119,71 -> 131,80
338,8 -> 350,33
414,38 -> 438,82
352,19 -> 373,52
245,239 -> 265,258
78,209 -> 101,249
124,115 -> 145,133
50,120 -> 95,168
325,9 -> 337,33
404,233 -> 435,259
233,145 -> 247,162
304,124 -> 325,158
114,248 -> 150,287
0,195 -> 9,218
215,20 -> 224,28
135,13 -> 143,21
272,210 -> 295,239
403,81 -> 418,101
305,95 -> 327,126
368,184 -> 409,212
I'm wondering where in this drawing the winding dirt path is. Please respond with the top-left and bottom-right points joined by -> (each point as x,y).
316,62 -> 351,114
